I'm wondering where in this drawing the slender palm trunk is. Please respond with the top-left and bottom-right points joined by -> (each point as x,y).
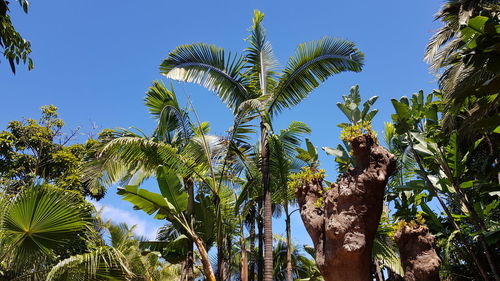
260,122 -> 273,281
240,219 -> 249,281
249,217 -> 256,281
226,234 -> 232,280
217,229 -> 225,281
285,203 -> 293,281
192,234 -> 216,281
257,199 -> 264,281
186,179 -> 195,281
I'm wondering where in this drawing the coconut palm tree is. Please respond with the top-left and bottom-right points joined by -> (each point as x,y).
159,11 -> 364,280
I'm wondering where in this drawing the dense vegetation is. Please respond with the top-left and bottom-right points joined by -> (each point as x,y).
0,1 -> 498,280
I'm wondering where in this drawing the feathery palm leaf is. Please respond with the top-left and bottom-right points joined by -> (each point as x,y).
160,43 -> 250,110
269,37 -> 364,115
46,246 -> 132,281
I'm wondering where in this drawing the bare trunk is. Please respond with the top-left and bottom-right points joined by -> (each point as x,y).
226,234 -> 232,280
285,205 -> 293,281
249,217 -> 256,281
217,232 -> 226,281
260,122 -> 273,281
241,220 -> 249,281
394,224 -> 441,281
295,135 -> 396,281
192,234 -> 216,281
257,197 -> 264,281
186,179 -> 194,281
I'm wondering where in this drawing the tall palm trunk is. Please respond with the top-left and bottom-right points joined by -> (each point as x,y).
240,219 -> 248,281
285,203 -> 293,281
186,179 -> 195,281
249,216 -> 256,281
260,122 -> 273,281
217,226 -> 225,281
257,199 -> 264,281
192,234 -> 216,281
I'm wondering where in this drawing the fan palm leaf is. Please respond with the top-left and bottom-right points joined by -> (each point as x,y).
0,187 -> 92,272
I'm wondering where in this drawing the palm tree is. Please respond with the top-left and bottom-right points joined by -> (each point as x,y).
90,81 -> 256,280
271,235 -> 323,281
269,122 -> 311,281
0,186 -> 132,281
159,11 -> 364,280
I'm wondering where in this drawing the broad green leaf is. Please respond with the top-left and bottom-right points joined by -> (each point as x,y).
156,166 -> 188,213
117,185 -> 174,220
459,180 -> 475,189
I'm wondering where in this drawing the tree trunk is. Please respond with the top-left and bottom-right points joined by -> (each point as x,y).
217,231 -> 226,281
285,204 -> 293,281
186,179 -> 195,281
394,224 -> 441,281
226,234 -> 232,280
260,122 -> 273,281
192,234 -> 216,281
249,216 -> 256,281
295,135 -> 396,281
257,198 -> 264,281
241,220 -> 249,281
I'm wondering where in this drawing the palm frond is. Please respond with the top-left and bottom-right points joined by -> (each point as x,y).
278,121 -> 311,156
244,9 -> 278,96
0,187 -> 92,272
145,81 -> 192,144
46,246 -> 132,281
269,37 -> 364,115
160,43 -> 250,110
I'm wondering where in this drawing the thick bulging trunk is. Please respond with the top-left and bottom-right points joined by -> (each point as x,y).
394,224 -> 441,281
295,135 -> 396,281
192,234 -> 216,281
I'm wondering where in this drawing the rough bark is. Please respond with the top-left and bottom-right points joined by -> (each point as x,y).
295,135 -> 396,281
394,224 -> 441,281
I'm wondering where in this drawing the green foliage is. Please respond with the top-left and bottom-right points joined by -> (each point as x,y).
0,105 -> 104,199
295,138 -> 319,168
0,186 -> 94,278
336,85 -> 378,142
0,0 -> 33,73
388,87 -> 500,279
288,167 -> 326,192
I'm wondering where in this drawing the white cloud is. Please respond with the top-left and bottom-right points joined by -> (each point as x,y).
90,201 -> 159,239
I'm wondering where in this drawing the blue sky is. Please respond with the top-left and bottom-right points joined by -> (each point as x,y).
2,1 -> 443,245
